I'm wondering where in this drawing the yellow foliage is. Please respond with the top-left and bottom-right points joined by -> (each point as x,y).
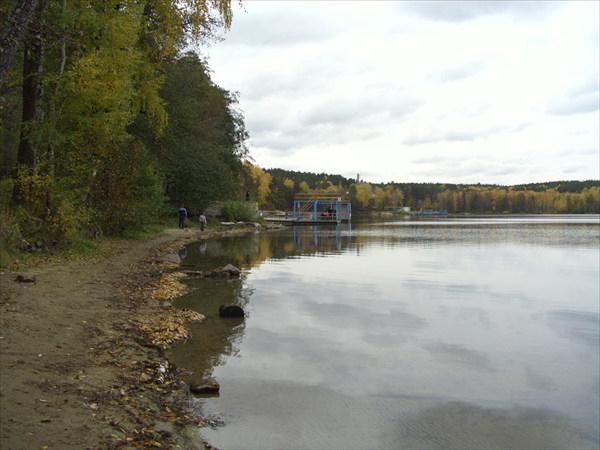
244,162 -> 272,206
354,183 -> 374,208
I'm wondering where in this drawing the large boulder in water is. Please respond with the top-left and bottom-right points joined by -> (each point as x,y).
219,304 -> 244,318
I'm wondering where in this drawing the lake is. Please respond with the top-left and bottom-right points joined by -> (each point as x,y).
170,215 -> 600,449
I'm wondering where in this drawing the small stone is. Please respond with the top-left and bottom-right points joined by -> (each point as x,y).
15,274 -> 36,283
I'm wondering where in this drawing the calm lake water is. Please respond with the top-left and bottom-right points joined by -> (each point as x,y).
170,215 -> 600,449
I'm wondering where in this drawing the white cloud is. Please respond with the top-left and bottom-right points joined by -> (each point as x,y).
202,0 -> 600,184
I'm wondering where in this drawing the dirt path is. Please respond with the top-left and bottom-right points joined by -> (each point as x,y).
0,228 -> 241,450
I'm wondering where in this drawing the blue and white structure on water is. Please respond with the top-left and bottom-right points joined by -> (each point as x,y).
292,193 -> 352,223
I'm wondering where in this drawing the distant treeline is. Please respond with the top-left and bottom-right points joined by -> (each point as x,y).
264,169 -> 600,214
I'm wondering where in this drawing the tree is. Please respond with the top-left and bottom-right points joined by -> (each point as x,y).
1,0 -> 239,243
243,162 -> 271,207
141,53 -> 248,212
0,0 -> 40,88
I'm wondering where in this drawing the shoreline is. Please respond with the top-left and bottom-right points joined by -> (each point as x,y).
0,225 -> 265,449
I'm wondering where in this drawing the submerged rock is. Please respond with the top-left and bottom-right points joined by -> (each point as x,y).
190,378 -> 220,395
204,264 -> 241,279
219,304 -> 244,318
221,264 -> 241,277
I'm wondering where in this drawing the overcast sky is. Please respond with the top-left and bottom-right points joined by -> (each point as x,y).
201,1 -> 599,184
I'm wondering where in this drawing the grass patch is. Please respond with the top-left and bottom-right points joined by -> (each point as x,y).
121,223 -> 167,240
2,236 -> 116,270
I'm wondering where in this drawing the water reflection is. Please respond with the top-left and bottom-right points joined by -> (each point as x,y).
170,277 -> 248,384
169,218 -> 600,449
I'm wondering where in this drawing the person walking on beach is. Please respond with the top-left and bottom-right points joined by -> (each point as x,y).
199,212 -> 207,231
178,205 -> 187,229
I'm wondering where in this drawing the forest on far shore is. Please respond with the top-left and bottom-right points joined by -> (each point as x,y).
263,168 -> 600,214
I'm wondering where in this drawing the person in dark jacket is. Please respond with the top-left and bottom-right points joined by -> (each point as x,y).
178,205 -> 187,229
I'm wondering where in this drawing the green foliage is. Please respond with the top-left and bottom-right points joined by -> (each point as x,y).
0,177 -> 14,210
88,142 -> 165,235
0,0 -> 240,253
0,209 -> 21,266
138,52 -> 248,213
220,201 -> 259,222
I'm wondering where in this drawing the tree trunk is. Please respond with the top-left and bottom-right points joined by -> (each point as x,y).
17,35 -> 41,169
12,0 -> 47,204
0,0 -> 39,89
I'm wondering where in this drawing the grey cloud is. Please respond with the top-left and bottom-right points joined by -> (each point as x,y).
563,165 -> 586,174
412,157 -> 524,180
248,93 -> 422,154
253,124 -> 376,155
242,71 -> 323,102
554,147 -> 599,158
548,87 -> 599,116
251,131 -> 303,153
220,6 -> 340,47
428,62 -> 484,83
412,154 -> 463,166
301,102 -> 362,127
403,122 -> 529,146
300,95 -> 422,127
405,1 -> 557,22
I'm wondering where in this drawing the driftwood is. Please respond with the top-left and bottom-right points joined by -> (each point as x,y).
182,270 -> 204,276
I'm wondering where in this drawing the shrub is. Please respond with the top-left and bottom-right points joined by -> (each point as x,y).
13,170 -> 87,247
220,201 -> 258,222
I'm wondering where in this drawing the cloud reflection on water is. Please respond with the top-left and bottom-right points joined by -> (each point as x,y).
172,220 -> 599,449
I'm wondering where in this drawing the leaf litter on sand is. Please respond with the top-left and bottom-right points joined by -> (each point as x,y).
111,238 -> 213,448
150,272 -> 187,302
113,231 -> 253,448
137,309 -> 204,349
130,255 -> 206,348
